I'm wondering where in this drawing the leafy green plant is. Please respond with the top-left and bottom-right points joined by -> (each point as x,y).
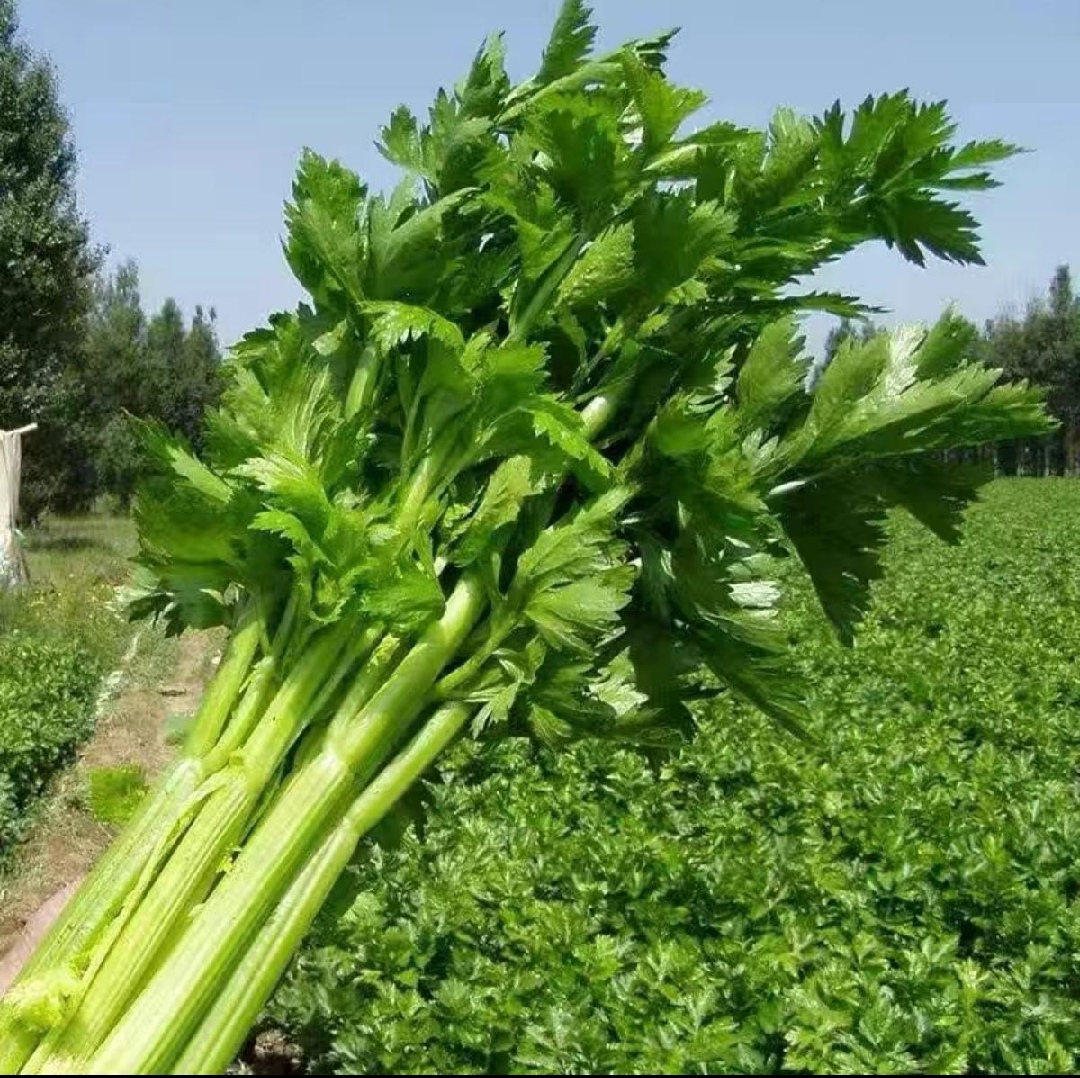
0,4 -> 1051,1074
85,766 -> 149,828
0,636 -> 102,861
0,517 -> 134,864
268,480 -> 1080,1075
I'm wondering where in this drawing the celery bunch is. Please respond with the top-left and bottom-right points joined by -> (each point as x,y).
0,3 -> 1050,1073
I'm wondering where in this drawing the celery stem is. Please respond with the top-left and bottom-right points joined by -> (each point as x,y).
174,702 -> 472,1075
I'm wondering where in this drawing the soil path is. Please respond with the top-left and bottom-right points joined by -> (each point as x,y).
0,628 -> 219,992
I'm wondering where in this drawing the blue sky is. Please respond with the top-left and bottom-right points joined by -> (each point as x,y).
18,0 -> 1079,353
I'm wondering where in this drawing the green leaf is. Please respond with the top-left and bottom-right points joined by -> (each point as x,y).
135,418 -> 233,505
632,192 -> 736,305
250,509 -> 325,577
788,325 -> 1019,472
734,320 -> 809,433
357,553 -> 446,635
668,535 -> 809,734
775,473 -> 887,644
526,568 -> 635,655
537,1 -> 597,86
518,646 -> 687,748
920,380 -> 1054,448
454,456 -> 543,566
368,188 -> 471,299
753,107 -> 819,210
377,106 -> 428,179
621,52 -> 707,155
233,451 -> 333,539
133,480 -> 243,570
912,309 -> 980,379
513,487 -> 631,600
874,457 -> 990,544
806,332 -> 890,434
362,301 -> 465,354
456,32 -> 512,119
527,397 -> 612,490
555,223 -> 635,310
285,151 -> 366,310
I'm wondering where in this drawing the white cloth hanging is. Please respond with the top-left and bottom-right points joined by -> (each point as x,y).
0,424 -> 35,588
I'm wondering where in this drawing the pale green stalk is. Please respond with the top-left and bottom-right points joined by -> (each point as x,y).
71,575 -> 487,1073
198,654 -> 278,774
0,614 -> 265,1073
183,604 -> 265,757
22,621 -> 364,1071
173,702 -> 473,1075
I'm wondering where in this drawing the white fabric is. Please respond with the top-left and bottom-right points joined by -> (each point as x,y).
0,429 -> 27,588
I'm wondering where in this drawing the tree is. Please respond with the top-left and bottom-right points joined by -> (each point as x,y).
147,297 -> 221,451
83,259 -> 148,417
84,260 -> 152,505
1042,266 -> 1080,473
82,265 -> 224,506
982,265 -> 1079,476
178,305 -> 222,451
0,0 -> 99,517
822,316 -> 878,363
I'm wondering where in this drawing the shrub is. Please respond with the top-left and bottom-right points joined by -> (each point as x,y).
0,635 -> 103,857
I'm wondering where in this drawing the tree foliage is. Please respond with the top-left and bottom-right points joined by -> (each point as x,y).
0,3 -> 222,517
83,261 -> 223,507
982,265 -> 1080,474
0,0 -> 100,516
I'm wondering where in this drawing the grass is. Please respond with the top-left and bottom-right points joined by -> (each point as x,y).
85,765 -> 149,827
0,515 -> 141,869
4,513 -> 181,694
0,514 -> 137,668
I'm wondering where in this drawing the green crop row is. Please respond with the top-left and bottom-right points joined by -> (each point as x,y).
0,636 -> 103,855
266,479 -> 1080,1074
0,517 -> 133,863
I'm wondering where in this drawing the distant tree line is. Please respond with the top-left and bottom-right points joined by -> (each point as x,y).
980,265 -> 1080,476
79,261 -> 222,510
0,0 -> 222,519
1,0 -> 97,518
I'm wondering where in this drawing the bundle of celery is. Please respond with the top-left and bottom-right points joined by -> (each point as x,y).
0,3 -> 1051,1073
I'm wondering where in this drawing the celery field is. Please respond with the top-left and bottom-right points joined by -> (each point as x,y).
0,1 -> 1062,1072
267,479 -> 1080,1074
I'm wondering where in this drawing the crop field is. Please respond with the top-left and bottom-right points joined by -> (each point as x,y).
266,479 -> 1080,1075
0,517 -> 135,860
2,1 -> 1073,1070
